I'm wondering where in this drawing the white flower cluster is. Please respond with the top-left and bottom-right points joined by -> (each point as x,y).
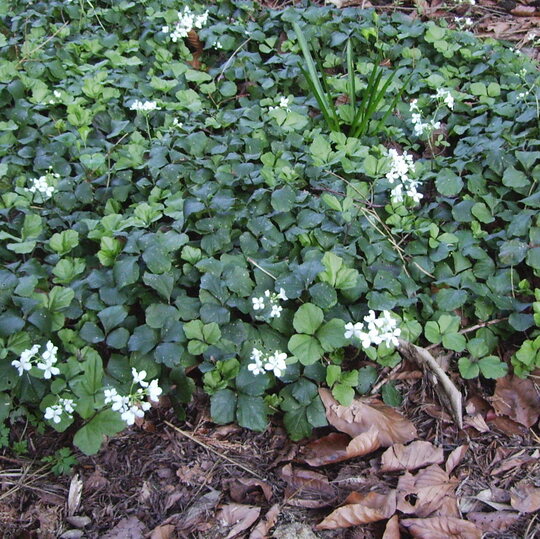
247,348 -> 288,377
344,310 -> 401,349
12,341 -> 60,379
104,368 -> 163,426
49,89 -> 62,104
454,17 -> 473,28
252,288 -> 287,319
385,148 -> 422,204
410,99 -> 441,137
44,398 -> 75,424
129,100 -> 160,112
26,171 -> 59,200
434,88 -> 455,110
162,7 -> 209,42
269,96 -> 291,112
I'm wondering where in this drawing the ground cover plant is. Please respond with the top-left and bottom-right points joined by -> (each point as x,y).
0,0 -> 539,464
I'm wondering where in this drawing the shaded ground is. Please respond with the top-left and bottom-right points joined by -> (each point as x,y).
1,1 -> 539,538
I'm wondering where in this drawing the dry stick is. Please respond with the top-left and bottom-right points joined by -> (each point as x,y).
247,257 -> 277,280
17,22 -> 69,66
397,339 -> 463,429
217,38 -> 252,82
164,420 -> 264,480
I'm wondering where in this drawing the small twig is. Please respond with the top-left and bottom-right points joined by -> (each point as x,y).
217,38 -> 252,81
17,22 -> 69,66
370,363 -> 403,395
425,317 -> 508,351
247,257 -> 277,280
164,420 -> 264,480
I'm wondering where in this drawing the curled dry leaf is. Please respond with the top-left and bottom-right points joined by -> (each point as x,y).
467,511 -> 520,532
401,516 -> 482,539
150,524 -> 175,539
248,503 -> 280,539
491,451 -> 538,475
445,445 -> 468,475
510,482 -> 540,513
382,514 -> 401,539
227,477 -> 273,504
301,432 -> 352,466
381,441 -> 444,472
217,504 -> 261,539
316,490 -> 397,530
397,465 -> 458,518
319,388 -> 417,447
280,464 -> 336,508
490,376 -> 540,427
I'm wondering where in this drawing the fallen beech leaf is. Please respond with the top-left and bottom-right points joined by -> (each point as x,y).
488,416 -> 529,436
383,514 -> 400,538
381,441 -> 444,472
491,452 -> 538,475
464,413 -> 489,433
397,465 -> 458,517
474,489 -> 512,511
490,376 -> 540,427
102,516 -> 146,539
467,511 -> 520,532
319,388 -> 417,446
218,504 -> 261,539
150,524 -> 175,539
510,482 -> 540,513
227,477 -> 273,504
301,432 -> 351,466
249,503 -> 279,539
445,445 -> 468,475
401,516 -> 482,538
346,425 -> 382,458
281,464 -> 336,508
511,6 -> 536,16
316,490 -> 396,530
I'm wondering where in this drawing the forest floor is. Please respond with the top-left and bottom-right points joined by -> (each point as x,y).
1,1 -> 539,538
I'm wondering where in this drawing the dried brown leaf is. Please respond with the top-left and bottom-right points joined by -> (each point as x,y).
281,464 -> 336,508
218,504 -> 261,539
491,376 -> 540,427
316,490 -> 396,530
511,6 -> 537,16
346,425 -> 382,458
249,503 -> 280,539
149,524 -> 175,539
464,413 -> 490,433
381,441 -> 444,472
102,516 -> 146,539
401,517 -> 482,538
510,482 -> 540,513
301,432 -> 351,466
319,388 -> 417,446
488,416 -> 529,436
227,477 -> 273,504
397,465 -> 458,517
491,451 -> 538,475
382,514 -> 400,539
467,511 -> 520,532
445,445 -> 468,475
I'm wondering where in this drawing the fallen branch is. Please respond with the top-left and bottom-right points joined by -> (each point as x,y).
397,339 -> 463,429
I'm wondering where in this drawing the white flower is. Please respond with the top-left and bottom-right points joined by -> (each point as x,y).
214,40 -> 222,49
59,398 -> 76,414
129,100 -> 160,112
252,297 -> 265,310
435,88 -> 454,110
132,368 -> 148,387
264,351 -> 287,377
104,388 -> 118,404
37,358 -> 60,379
147,379 -> 163,402
44,405 -> 63,424
162,25 -> 170,33
41,341 -> 58,363
247,355 -> 265,376
141,401 -> 152,412
12,344 -> 39,376
270,305 -> 283,318
277,288 -> 288,301
121,407 -> 137,425
344,322 -> 364,340
26,176 -> 55,199
111,394 -> 129,412
250,348 -> 263,362
264,290 -> 271,298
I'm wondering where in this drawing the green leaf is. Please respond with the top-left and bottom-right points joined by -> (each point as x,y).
113,257 -> 140,288
21,213 -> 42,240
381,382 -> 402,406
48,286 -> 75,311
154,343 -> 183,367
146,304 -> 179,329
436,288 -> 468,310
458,357 -> 479,379
210,389 -> 237,424
73,409 -> 126,455
499,240 -> 528,266
49,230 -> 79,255
183,320 -> 204,341
306,396 -> 328,428
236,365 -> 270,396
80,322 -> 105,344
357,365 -> 378,394
288,334 -> 324,365
319,252 -> 342,287
143,272 -> 174,301
202,322 -> 221,345
293,303 -> 324,335
332,383 -> 355,406
142,243 -> 171,274
326,365 -> 341,387
424,321 -> 441,344
316,318 -> 347,352
502,166 -> 529,189
98,305 -> 127,334
442,332 -> 466,352
435,168 -> 463,196
283,407 -> 312,441
271,185 -> 296,212
236,394 -> 267,431
478,355 -> 508,379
